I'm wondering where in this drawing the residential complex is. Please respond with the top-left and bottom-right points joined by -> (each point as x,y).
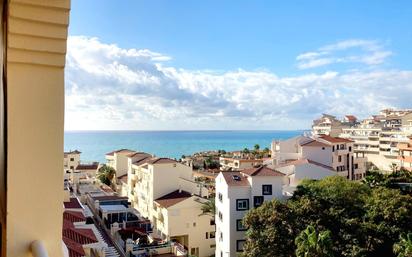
272,134 -> 367,182
64,150 -> 81,173
398,136 -> 412,171
313,109 -> 412,171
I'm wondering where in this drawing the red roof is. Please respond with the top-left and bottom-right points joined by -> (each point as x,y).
155,190 -> 192,208
127,152 -> 152,158
300,140 -> 330,147
117,174 -> 128,184
146,158 -> 177,164
241,166 -> 284,177
105,149 -> 136,156
64,198 -> 82,209
345,115 -> 357,121
221,172 -> 250,187
132,156 -> 152,165
76,162 -> 99,170
64,211 -> 86,223
319,135 -> 353,143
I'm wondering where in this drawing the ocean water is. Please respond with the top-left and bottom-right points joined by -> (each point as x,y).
64,130 -> 304,163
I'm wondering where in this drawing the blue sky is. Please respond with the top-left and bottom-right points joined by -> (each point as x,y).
65,0 -> 412,130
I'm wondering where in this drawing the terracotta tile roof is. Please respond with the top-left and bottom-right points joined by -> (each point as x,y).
319,135 -> 353,143
64,198 -> 82,209
221,172 -> 250,187
117,174 -> 128,184
127,152 -> 151,158
132,156 -> 152,165
241,166 -> 285,177
105,149 -> 136,156
63,237 -> 86,257
63,211 -> 86,223
75,162 -> 99,170
300,140 -> 331,147
100,184 -> 114,193
155,190 -> 192,208
146,157 -> 178,164
345,115 -> 357,121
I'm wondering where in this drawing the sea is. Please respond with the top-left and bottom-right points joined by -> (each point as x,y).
64,130 -> 305,163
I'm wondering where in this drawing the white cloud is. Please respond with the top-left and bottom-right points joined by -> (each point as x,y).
296,39 -> 392,69
65,36 -> 412,130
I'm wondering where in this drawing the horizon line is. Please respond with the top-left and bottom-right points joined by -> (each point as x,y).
64,129 -> 308,132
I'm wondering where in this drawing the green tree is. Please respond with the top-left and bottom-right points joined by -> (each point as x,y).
254,144 -> 260,151
96,165 -> 116,186
295,225 -> 333,257
243,148 -> 250,154
243,176 -> 412,257
242,200 -> 297,257
394,233 -> 412,257
199,198 -> 215,216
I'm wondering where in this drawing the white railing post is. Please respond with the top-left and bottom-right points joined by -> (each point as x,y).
30,240 -> 49,257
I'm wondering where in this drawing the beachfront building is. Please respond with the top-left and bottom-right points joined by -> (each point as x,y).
128,156 -> 214,256
398,137 -> 412,171
312,114 -> 348,137
272,135 -> 367,181
106,149 -> 137,177
215,166 -> 286,257
219,157 -> 263,171
64,150 -> 81,174
339,109 -> 412,171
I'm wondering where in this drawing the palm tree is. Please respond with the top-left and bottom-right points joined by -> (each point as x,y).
243,148 -> 250,154
254,144 -> 260,151
96,164 -> 116,186
295,225 -> 333,257
199,198 -> 216,217
394,233 -> 412,257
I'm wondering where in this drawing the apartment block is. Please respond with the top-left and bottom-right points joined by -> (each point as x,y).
272,135 -> 366,181
338,109 -> 412,171
398,137 -> 412,171
127,156 -> 214,256
64,150 -> 81,173
215,166 -> 286,257
106,149 -> 137,177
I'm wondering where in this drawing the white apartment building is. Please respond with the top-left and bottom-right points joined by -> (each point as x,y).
105,149 -> 137,177
128,156 -> 214,257
64,150 -> 81,174
219,157 -> 263,171
398,137 -> 412,171
312,114 -> 349,137
215,166 -> 286,257
272,135 -> 366,181
339,110 -> 412,171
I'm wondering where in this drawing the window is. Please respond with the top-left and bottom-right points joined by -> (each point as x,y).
221,251 -> 223,257
220,232 -> 223,241
209,231 -> 215,238
322,147 -> 325,150
332,146 -> 335,152
254,196 -> 264,207
349,146 -> 352,152
236,219 -> 247,231
236,240 -> 246,252
218,192 -> 223,202
354,163 -> 359,169
262,185 -> 272,195
193,222 -> 196,227
206,232 -> 208,239
210,244 -> 216,248
210,219 -> 215,226
338,156 -> 342,162
218,211 -> 223,221
70,166 -> 74,170
70,158 -> 74,161
236,199 -> 249,211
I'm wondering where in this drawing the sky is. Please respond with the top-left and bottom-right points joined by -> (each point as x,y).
65,0 -> 412,130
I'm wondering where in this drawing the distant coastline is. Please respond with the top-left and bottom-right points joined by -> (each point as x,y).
64,130 -> 305,163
